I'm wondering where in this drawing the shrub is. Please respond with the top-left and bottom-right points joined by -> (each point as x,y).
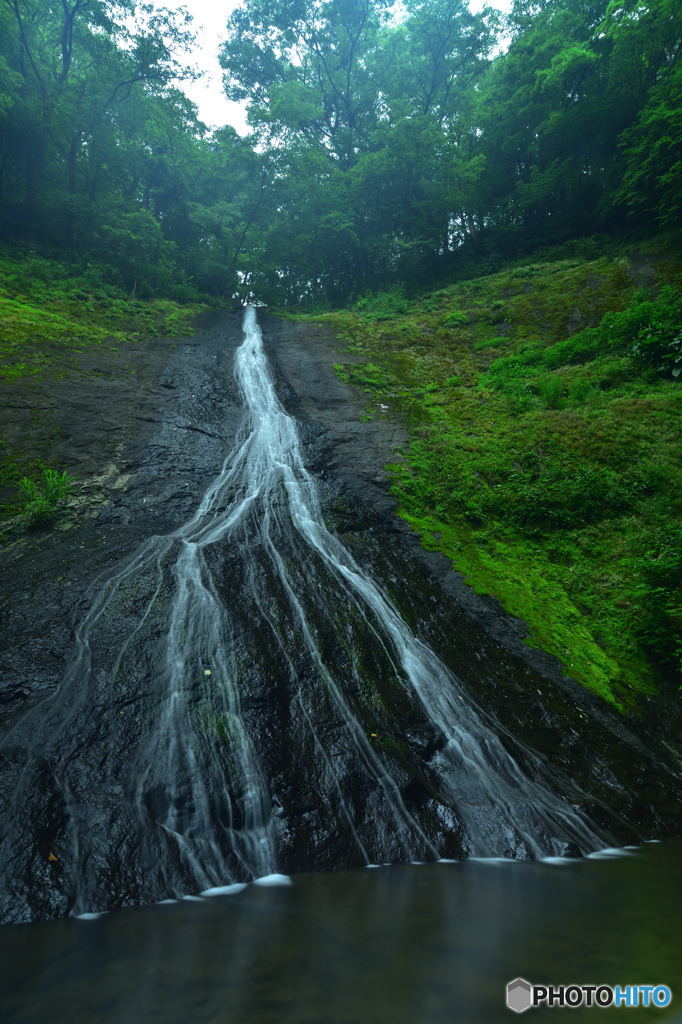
568,379 -> 598,404
540,286 -> 682,374
20,468 -> 73,525
354,286 -> 408,320
442,309 -> 468,327
537,375 -> 563,409
628,527 -> 682,676
628,287 -> 682,378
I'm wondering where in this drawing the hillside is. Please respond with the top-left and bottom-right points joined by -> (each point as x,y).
300,236 -> 682,711
2,237 -> 680,714
0,247 -> 209,526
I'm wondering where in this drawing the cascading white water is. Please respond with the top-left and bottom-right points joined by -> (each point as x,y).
0,307 -> 605,920
230,308 -> 601,858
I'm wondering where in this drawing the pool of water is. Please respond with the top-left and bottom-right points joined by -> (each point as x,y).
1,841 -> 680,1024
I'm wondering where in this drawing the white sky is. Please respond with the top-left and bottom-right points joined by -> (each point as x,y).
155,0 -> 512,134
158,0 -> 249,132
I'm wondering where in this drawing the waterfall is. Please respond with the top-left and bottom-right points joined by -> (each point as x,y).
0,307 -> 604,921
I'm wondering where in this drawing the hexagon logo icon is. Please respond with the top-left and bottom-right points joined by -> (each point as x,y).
506,978 -> 533,1014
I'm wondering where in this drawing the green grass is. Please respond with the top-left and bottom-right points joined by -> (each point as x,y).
0,246 -> 210,382
19,467 -> 73,525
0,245 -> 212,528
295,235 -> 682,711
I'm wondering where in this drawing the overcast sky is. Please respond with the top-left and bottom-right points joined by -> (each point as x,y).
158,0 -> 248,132
156,0 -> 511,134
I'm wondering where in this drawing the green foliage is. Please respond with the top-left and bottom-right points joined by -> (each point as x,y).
628,527 -> 682,676
536,375 -> 563,409
20,469 -> 73,525
481,286 -> 682,397
474,336 -> 507,351
628,287 -> 682,378
315,242 -> 682,708
336,362 -> 390,390
443,310 -> 468,328
0,247 -> 208,382
617,59 -> 682,226
0,0 -> 265,301
0,0 -> 680,303
354,288 -> 408,321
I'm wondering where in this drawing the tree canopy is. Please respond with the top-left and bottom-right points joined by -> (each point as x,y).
0,0 -> 679,302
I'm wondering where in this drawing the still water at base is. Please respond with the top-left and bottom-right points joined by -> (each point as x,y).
1,840 -> 679,1024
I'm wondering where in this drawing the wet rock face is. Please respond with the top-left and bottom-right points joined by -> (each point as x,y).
262,313 -> 681,807
0,311 -> 680,925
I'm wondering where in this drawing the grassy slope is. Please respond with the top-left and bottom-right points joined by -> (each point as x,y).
0,245 -> 210,521
296,237 -> 682,712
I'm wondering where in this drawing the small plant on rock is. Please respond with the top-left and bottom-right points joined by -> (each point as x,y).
20,468 -> 73,526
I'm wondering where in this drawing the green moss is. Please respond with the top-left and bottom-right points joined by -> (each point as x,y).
397,510 -> 650,710
0,245 -> 210,383
296,237 -> 682,710
0,245 -> 213,527
335,361 -> 390,390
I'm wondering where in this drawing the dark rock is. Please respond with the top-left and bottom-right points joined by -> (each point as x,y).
0,309 -> 679,924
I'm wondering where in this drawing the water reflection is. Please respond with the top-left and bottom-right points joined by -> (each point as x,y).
0,842 -> 679,1024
